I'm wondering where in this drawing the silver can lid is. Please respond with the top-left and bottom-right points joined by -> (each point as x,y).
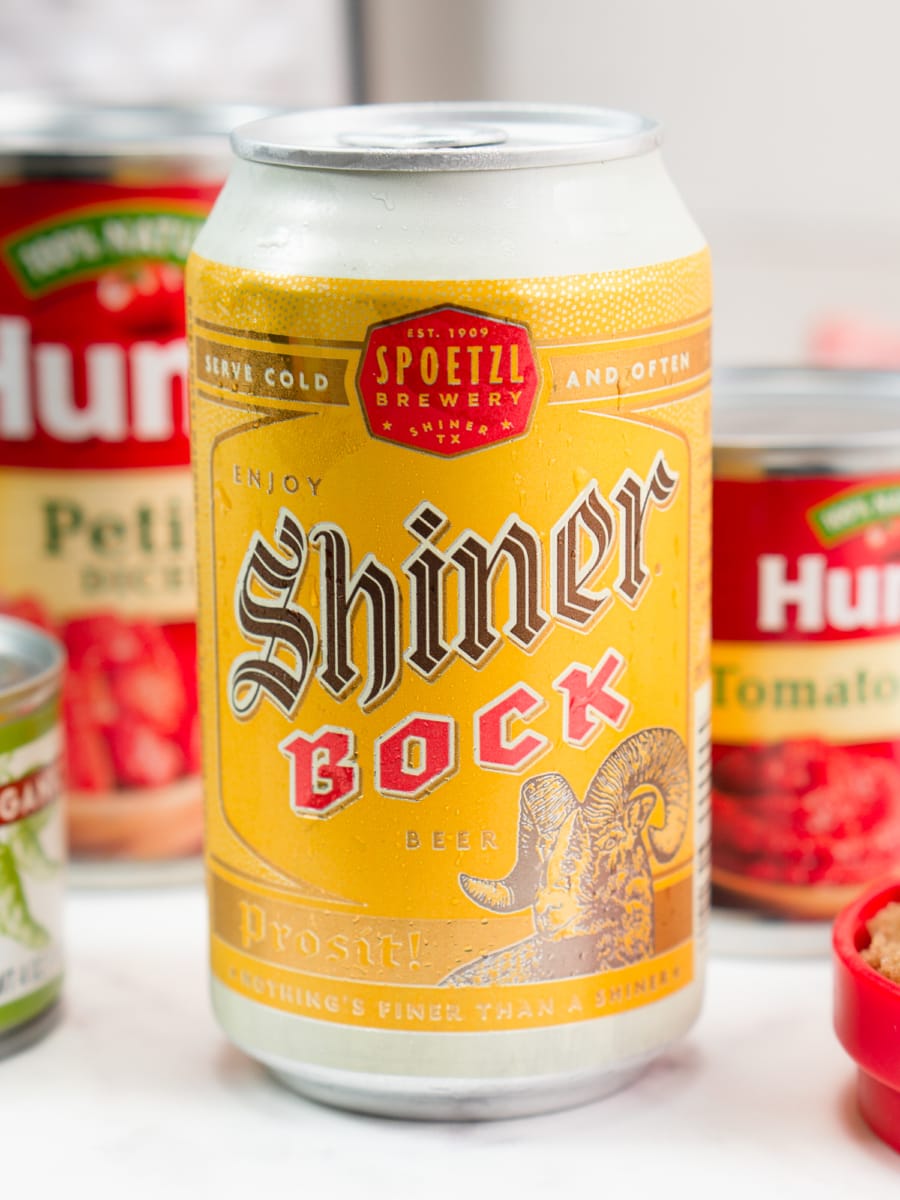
231,102 -> 661,172
714,367 -> 900,476
0,94 -> 268,176
0,616 -> 64,719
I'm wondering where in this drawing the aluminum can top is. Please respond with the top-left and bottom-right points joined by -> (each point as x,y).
231,101 -> 661,173
714,367 -> 900,477
0,616 -> 63,723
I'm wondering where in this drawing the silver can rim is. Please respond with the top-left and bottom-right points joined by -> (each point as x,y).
714,366 -> 900,475
0,615 -> 65,715
231,101 -> 661,172
0,94 -> 268,167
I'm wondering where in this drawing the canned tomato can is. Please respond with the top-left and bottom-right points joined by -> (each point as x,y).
0,616 -> 65,1056
188,102 -> 712,1118
712,369 -> 900,955
0,98 -> 259,879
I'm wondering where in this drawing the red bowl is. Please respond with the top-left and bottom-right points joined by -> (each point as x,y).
833,879 -> 900,1153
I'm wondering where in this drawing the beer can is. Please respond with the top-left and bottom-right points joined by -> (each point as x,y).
0,615 -> 65,1056
712,369 -> 900,956
0,98 -> 258,880
188,103 -> 712,1118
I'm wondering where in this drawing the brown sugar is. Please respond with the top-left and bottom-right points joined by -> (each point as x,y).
861,902 -> 900,984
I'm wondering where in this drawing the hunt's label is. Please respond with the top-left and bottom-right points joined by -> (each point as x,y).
189,252 -> 711,1033
712,474 -> 900,912
0,181 -> 220,862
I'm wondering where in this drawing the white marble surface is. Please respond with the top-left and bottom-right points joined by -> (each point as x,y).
3,887 -> 898,1198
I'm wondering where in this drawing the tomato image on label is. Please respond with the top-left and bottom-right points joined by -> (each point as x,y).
96,262 -> 185,335
713,739 -> 900,886
0,597 -> 202,857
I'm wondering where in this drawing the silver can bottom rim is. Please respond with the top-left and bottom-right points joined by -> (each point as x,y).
0,998 -> 61,1059
211,972 -> 704,1115
263,1052 -> 647,1121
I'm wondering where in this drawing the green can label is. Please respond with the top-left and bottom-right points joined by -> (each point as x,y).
0,701 -> 63,1035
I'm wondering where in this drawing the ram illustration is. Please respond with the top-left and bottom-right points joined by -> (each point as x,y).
441,727 -> 689,987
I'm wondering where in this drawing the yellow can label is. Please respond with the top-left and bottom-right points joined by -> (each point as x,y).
188,250 -> 712,1034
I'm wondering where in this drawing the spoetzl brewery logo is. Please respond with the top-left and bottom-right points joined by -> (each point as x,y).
356,306 -> 540,456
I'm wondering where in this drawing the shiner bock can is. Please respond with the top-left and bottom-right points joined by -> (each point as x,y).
712,369 -> 900,955
0,99 -> 257,877
0,616 -> 64,1056
188,103 -> 712,1118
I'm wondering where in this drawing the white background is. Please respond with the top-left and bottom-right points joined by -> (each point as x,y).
0,0 -> 355,107
361,0 -> 900,363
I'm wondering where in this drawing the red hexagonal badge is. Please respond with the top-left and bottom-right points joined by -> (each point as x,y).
357,306 -> 540,457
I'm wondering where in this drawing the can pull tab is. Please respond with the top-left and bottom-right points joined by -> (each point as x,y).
338,124 -> 509,151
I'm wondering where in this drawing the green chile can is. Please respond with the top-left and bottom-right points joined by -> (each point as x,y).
0,616 -> 65,1055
